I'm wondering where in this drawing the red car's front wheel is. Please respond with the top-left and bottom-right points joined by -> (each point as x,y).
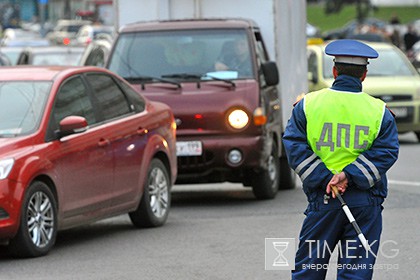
9,181 -> 58,258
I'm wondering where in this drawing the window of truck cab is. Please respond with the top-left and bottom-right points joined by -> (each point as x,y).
108,28 -> 255,81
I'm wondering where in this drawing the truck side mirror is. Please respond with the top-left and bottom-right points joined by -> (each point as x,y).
261,61 -> 279,86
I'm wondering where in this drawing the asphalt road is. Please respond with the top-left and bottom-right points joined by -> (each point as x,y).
0,133 -> 419,280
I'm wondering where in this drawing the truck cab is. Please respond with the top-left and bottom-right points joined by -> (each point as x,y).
107,18 -> 295,199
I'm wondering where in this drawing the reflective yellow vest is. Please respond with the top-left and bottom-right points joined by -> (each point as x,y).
304,88 -> 385,172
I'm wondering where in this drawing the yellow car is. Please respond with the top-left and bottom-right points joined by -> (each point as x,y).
308,40 -> 420,140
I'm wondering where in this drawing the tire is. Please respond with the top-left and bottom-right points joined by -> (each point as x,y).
9,181 -> 57,258
129,158 -> 171,228
251,142 -> 280,200
278,156 -> 296,190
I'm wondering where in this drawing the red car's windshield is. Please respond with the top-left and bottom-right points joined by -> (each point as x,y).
0,81 -> 51,137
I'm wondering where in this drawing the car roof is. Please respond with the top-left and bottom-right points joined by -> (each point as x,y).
56,19 -> 92,25
22,46 -> 85,53
83,25 -> 114,31
0,66 -> 110,81
0,46 -> 24,52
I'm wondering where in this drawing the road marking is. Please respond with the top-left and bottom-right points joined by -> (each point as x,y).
388,180 -> 420,187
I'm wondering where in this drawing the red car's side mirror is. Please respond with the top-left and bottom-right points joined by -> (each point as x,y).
58,116 -> 88,138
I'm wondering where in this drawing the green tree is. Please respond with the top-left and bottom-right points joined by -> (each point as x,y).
325,0 -> 373,23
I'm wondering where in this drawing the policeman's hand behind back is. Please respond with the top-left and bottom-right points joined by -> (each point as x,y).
326,172 -> 348,198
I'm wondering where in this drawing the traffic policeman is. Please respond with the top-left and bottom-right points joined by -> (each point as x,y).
282,39 -> 399,279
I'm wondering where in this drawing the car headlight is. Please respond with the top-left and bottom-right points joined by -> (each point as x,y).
227,109 -> 249,130
0,158 -> 14,180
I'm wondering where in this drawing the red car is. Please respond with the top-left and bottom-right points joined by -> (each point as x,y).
0,66 -> 177,257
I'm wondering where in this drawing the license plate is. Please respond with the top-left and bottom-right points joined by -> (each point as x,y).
390,107 -> 408,118
176,141 -> 202,156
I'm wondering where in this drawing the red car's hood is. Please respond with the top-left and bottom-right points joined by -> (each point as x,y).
0,137 -> 35,158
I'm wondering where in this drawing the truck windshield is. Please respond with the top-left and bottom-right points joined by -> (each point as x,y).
108,29 -> 254,81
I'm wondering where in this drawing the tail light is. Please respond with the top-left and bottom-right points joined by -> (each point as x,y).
63,37 -> 71,45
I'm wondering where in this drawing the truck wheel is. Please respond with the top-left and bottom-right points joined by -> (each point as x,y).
278,156 -> 296,189
9,181 -> 58,258
251,143 -> 279,200
129,158 -> 171,228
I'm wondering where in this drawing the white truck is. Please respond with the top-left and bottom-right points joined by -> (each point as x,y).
108,0 -> 308,199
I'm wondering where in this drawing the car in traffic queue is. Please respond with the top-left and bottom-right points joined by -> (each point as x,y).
46,19 -> 92,45
0,47 -> 24,65
79,34 -> 113,67
0,52 -> 11,66
0,28 -> 50,65
1,28 -> 50,48
307,39 -> 420,140
16,46 -> 85,66
0,66 -> 177,257
75,24 -> 115,46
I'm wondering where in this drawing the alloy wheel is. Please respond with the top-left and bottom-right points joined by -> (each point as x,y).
26,191 -> 55,248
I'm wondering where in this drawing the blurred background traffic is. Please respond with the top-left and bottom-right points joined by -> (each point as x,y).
0,0 -> 115,67
0,0 -> 419,69
0,1 -> 418,66
307,0 -> 420,70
